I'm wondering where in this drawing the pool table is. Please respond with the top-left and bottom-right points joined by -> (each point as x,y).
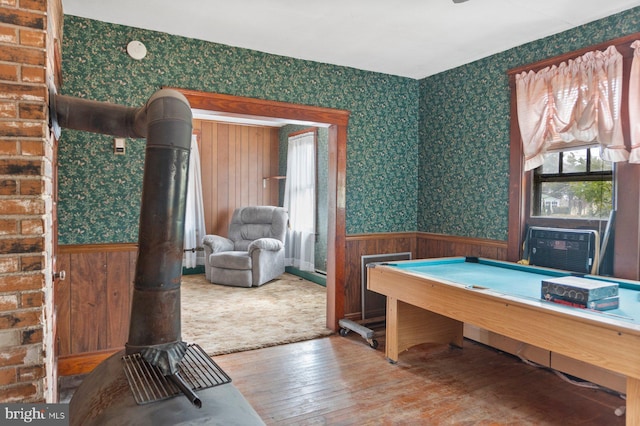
367,256 -> 640,425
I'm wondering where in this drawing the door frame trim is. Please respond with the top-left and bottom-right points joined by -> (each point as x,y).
169,88 -> 350,330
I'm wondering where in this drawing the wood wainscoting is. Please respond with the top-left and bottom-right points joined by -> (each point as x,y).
417,231 -> 508,261
56,234 -> 508,376
56,243 -> 137,376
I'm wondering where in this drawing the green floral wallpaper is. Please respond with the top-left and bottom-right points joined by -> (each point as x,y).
59,16 -> 419,244
418,6 -> 640,241
60,8 -> 640,246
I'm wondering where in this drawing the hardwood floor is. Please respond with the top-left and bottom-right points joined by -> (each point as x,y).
213,333 -> 626,425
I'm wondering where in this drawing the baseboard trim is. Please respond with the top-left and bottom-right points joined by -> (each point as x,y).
59,243 -> 137,254
286,267 -> 327,286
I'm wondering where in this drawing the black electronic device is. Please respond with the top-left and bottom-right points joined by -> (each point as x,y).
527,226 -> 599,275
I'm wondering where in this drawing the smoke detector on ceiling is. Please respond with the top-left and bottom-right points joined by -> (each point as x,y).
127,40 -> 147,60
452,0 -> 469,3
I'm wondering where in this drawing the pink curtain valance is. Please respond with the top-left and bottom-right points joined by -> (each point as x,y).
516,45 -> 625,171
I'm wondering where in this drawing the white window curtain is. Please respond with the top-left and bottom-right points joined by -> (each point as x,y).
515,45 -> 627,171
283,131 -> 316,271
628,40 -> 640,163
183,134 -> 206,268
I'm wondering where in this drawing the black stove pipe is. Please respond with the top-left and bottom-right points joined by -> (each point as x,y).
125,90 -> 192,375
54,89 -> 193,375
52,94 -> 147,139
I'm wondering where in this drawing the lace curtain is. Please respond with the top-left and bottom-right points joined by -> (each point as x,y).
283,131 -> 316,271
183,134 -> 206,268
515,45 -> 626,171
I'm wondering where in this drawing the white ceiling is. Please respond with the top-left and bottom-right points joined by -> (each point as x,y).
62,0 -> 640,79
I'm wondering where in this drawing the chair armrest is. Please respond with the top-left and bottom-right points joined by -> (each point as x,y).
202,235 -> 234,254
248,238 -> 284,254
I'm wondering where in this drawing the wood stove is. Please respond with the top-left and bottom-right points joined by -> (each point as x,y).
52,89 -> 264,425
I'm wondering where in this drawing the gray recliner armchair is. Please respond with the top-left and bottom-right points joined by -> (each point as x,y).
202,206 -> 288,287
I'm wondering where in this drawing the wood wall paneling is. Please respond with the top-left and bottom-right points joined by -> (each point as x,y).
55,252 -> 71,357
197,120 -> 280,238
416,233 -> 508,261
70,252 -> 107,354
56,234 -> 505,374
248,127 -> 257,205
105,251 -> 133,349
56,244 -> 136,362
220,123 -> 231,223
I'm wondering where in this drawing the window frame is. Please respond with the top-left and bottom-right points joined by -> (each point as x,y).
507,32 -> 640,279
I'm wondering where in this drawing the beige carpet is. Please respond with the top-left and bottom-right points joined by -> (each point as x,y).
180,273 -> 333,356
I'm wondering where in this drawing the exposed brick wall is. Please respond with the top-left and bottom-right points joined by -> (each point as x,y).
0,0 -> 61,402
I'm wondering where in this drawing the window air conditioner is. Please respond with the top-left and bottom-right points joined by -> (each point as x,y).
526,226 -> 599,275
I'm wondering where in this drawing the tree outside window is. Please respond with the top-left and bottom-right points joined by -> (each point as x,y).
532,147 -> 613,220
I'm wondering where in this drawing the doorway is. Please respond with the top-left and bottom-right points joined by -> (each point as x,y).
170,88 -> 350,330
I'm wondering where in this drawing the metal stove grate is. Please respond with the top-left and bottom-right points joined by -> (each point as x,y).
123,343 -> 232,405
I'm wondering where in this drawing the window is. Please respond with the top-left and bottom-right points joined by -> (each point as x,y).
532,147 -> 613,220
283,129 -> 317,271
508,32 -> 640,279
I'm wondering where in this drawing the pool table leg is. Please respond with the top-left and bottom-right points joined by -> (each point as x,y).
627,377 -> 640,425
386,297 -> 464,363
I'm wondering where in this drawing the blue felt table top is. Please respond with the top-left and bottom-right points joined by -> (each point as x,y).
384,257 -> 640,324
